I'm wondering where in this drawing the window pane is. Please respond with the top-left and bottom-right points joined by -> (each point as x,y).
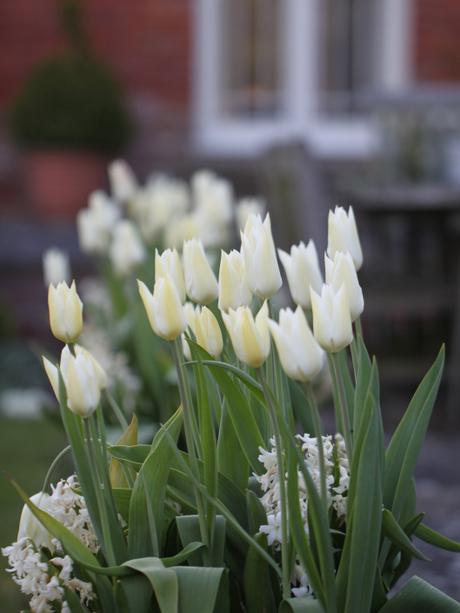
320,0 -> 378,115
220,0 -> 281,118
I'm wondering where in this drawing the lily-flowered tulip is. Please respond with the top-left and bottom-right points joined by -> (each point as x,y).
310,284 -> 353,353
278,240 -> 323,308
155,248 -> 186,303
109,220 -> 145,277
222,302 -> 270,368
43,345 -> 107,418
17,493 -> 53,549
241,213 -> 282,299
48,281 -> 83,344
218,249 -> 252,312
268,306 -> 324,382
77,191 -> 120,254
108,159 -> 138,204
193,306 -> 223,358
43,248 -> 70,287
182,238 -> 219,304
325,251 -> 364,321
138,276 -> 186,341
327,206 -> 363,270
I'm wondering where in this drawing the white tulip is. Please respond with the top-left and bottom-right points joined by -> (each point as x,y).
181,302 -> 198,360
164,213 -> 200,250
218,249 -> 252,312
182,238 -> 219,304
236,197 -> 266,231
241,213 -> 282,299
43,345 -> 107,418
327,206 -> 363,270
43,248 -> 70,287
17,493 -> 53,549
222,301 -> 270,368
193,306 -> 223,358
155,248 -> 186,303
268,306 -> 324,382
109,220 -> 145,277
48,281 -> 83,344
77,190 -> 120,254
278,240 -> 323,308
310,284 -> 353,353
325,251 -> 364,321
108,159 -> 138,204
138,276 -> 186,341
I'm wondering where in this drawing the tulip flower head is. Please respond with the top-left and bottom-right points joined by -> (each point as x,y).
268,306 -> 324,382
193,306 -> 223,358
138,276 -> 186,341
218,249 -> 252,312
222,301 -> 270,368
43,345 -> 107,418
241,213 -> 282,299
17,493 -> 53,550
77,191 -> 120,254
278,240 -> 323,308
310,284 -> 353,353
108,159 -> 138,204
155,248 -> 186,303
182,238 -> 219,304
325,251 -> 364,321
42,248 -> 70,287
109,220 -> 145,277
48,281 -> 83,344
327,206 -> 363,270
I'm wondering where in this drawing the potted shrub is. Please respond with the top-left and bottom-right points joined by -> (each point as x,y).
8,0 -> 131,218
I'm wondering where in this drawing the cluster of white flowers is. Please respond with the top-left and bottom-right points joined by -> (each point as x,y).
76,160 -> 266,277
256,433 -> 349,598
2,476 -> 97,612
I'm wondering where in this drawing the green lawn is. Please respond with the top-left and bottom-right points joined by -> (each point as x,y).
0,418 -> 69,612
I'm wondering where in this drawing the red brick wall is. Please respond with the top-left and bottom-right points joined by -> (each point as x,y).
415,0 -> 460,82
0,0 -> 191,110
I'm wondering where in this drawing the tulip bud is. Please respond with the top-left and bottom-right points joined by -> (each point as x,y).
327,206 -> 363,270
18,492 -> 53,549
138,276 -> 186,341
155,248 -> 186,303
48,281 -> 83,344
43,346 -> 107,417
278,240 -> 323,308
222,301 -> 270,368
325,251 -> 364,321
182,238 -> 219,304
109,220 -> 145,277
218,249 -> 252,312
193,306 -> 223,358
268,306 -> 324,382
241,213 -> 282,299
310,284 -> 353,353
181,302 -> 198,360
108,159 -> 138,204
43,248 -> 70,287
236,197 -> 265,231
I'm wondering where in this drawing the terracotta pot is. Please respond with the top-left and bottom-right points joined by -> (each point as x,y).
23,149 -> 110,219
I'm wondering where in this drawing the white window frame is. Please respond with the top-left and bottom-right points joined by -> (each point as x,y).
193,0 -> 414,158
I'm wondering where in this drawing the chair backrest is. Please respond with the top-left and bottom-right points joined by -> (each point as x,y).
258,141 -> 329,254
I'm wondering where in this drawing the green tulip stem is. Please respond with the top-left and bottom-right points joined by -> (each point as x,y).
259,369 -> 291,601
104,390 -> 129,430
328,352 -> 353,462
303,384 -> 328,507
83,417 -> 116,566
172,338 -> 210,558
354,317 -> 363,339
